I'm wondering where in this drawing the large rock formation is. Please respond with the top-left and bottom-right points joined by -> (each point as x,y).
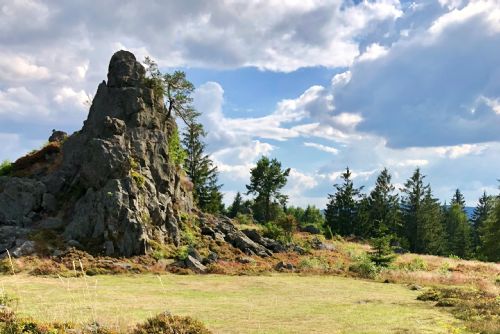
0,51 -> 277,260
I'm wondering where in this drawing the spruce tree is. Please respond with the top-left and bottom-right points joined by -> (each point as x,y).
419,188 -> 447,255
367,168 -> 401,238
444,202 -> 471,258
325,167 -> 363,236
401,168 -> 428,252
479,194 -> 500,262
228,192 -> 243,218
471,192 -> 492,253
182,121 -> 223,213
451,188 -> 466,213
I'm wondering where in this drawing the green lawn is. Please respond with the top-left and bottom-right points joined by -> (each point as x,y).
1,274 -> 465,333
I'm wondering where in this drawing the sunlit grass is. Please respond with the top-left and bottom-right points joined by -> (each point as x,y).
0,273 -> 466,333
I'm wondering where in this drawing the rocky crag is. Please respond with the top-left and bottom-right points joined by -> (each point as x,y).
0,51 -> 276,260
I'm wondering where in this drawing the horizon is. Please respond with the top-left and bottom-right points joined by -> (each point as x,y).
1,1 -> 499,208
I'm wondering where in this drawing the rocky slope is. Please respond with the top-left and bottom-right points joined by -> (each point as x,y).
0,51 -> 275,259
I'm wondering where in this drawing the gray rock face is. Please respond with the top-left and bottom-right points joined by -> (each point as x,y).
0,50 -> 277,260
0,50 -> 194,257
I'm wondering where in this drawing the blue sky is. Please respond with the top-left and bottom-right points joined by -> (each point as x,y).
0,0 -> 499,207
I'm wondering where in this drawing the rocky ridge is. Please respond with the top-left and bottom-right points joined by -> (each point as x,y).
0,51 -> 277,261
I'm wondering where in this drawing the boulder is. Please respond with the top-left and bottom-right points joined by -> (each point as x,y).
275,261 -> 294,271
184,255 -> 207,273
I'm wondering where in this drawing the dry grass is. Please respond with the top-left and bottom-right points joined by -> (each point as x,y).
382,253 -> 500,295
0,274 -> 465,334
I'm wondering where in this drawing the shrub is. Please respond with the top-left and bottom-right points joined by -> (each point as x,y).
262,222 -> 286,243
0,160 -> 12,176
168,127 -> 187,167
349,257 -> 378,279
234,213 -> 254,225
398,257 -> 428,272
175,245 -> 190,261
133,312 -> 212,334
298,257 -> 329,272
276,214 -> 297,242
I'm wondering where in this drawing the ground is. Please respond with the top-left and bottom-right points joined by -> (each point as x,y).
1,274 -> 466,334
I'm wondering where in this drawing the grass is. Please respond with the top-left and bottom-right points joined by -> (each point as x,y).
0,274 -> 466,334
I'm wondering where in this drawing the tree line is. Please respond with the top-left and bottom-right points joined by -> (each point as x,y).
145,62 -> 499,263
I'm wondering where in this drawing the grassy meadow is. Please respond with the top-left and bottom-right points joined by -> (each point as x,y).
0,273 -> 467,334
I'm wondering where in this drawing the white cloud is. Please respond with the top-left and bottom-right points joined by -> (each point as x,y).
304,142 -> 339,154
357,43 -> 389,62
0,53 -> 50,81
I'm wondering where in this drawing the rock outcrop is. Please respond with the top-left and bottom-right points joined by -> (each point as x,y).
0,51 -> 277,260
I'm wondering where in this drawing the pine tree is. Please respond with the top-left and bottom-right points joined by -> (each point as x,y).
246,156 -> 290,223
451,189 -> 466,213
182,122 -> 223,213
471,191 -> 492,253
419,188 -> 447,255
367,168 -> 401,238
479,195 -> 500,262
401,168 -> 428,252
369,235 -> 396,267
325,167 -> 363,236
228,192 -> 243,218
443,202 -> 471,258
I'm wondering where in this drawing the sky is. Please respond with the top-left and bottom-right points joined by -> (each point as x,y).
1,0 -> 499,208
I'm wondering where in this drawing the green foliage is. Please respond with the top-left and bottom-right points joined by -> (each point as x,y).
287,205 -> 325,229
246,156 -> 290,223
228,192 -> 243,218
368,235 -> 395,267
234,213 -> 254,225
133,312 -> 212,334
365,168 -> 401,238
325,167 -> 363,236
398,257 -> 428,271
0,160 -> 12,176
143,57 -> 199,125
275,214 -> 297,242
479,196 -> 500,262
298,257 -> 330,271
444,203 -> 471,259
349,256 -> 378,279
181,116 -> 223,214
401,169 -> 447,255
168,127 -> 187,167
471,191 -> 493,254
174,245 -> 190,261
262,222 -> 287,243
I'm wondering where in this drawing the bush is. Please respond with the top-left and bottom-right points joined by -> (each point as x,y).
262,222 -> 286,243
168,127 -> 187,167
234,213 -> 254,225
133,312 -> 212,334
398,257 -> 428,272
276,214 -> 297,241
297,257 -> 329,272
0,160 -> 12,176
349,257 -> 378,279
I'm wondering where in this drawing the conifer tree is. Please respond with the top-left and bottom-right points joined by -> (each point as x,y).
325,167 -> 363,236
471,192 -> 492,253
444,202 -> 471,258
369,235 -> 396,267
401,168 -> 428,252
419,188 -> 447,255
182,121 -> 223,213
451,188 -> 466,213
246,156 -> 290,222
228,192 -> 243,218
479,193 -> 500,262
367,168 -> 401,238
